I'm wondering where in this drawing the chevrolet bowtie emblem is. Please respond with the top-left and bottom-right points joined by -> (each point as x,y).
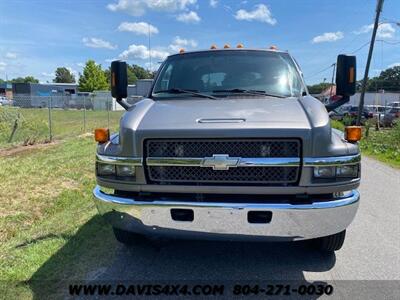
201,154 -> 240,171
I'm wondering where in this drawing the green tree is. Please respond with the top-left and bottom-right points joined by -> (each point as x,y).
307,82 -> 332,94
127,65 -> 139,83
11,76 -> 39,83
53,67 -> 76,83
78,60 -> 108,92
131,64 -> 153,79
104,65 -> 138,85
366,66 -> 400,92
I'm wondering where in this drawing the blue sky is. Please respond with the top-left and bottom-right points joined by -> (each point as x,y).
0,0 -> 399,84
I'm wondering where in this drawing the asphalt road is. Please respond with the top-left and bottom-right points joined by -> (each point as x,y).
89,156 -> 400,297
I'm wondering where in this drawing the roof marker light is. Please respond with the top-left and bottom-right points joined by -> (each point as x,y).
224,44 -> 230,48
179,48 -> 185,53
269,45 -> 278,50
210,44 -> 217,49
237,43 -> 244,48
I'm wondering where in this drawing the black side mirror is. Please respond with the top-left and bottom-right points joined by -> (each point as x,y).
325,55 -> 356,112
111,60 -> 130,110
336,54 -> 356,97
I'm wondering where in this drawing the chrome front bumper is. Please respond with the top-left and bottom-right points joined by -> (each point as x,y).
93,186 -> 360,241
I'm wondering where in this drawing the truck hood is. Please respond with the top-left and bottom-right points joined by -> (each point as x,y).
137,97 -> 310,130
119,96 -> 336,157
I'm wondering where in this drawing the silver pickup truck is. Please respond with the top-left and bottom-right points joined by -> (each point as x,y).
93,47 -> 361,253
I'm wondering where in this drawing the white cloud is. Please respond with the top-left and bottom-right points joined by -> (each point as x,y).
66,66 -> 79,78
169,36 -> 198,52
5,52 -> 17,59
176,11 -> 201,23
107,0 -> 196,16
76,62 -> 85,67
354,24 -> 373,35
118,22 -> 159,35
82,37 -> 117,49
312,31 -> 344,43
354,23 -> 396,39
234,4 -> 276,25
388,62 -> 400,68
209,0 -> 218,8
119,44 -> 170,60
41,72 -> 54,77
0,61 -> 6,71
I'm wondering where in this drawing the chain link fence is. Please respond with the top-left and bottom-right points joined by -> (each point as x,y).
0,93 -> 134,149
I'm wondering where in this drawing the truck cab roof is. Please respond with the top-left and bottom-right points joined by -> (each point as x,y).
167,48 -> 288,59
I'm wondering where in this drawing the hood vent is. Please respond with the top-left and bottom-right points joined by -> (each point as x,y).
197,118 -> 246,123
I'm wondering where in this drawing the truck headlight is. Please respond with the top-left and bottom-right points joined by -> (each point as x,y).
313,165 -> 359,178
97,163 -> 115,175
336,165 -> 358,177
313,166 -> 336,178
116,165 -> 135,177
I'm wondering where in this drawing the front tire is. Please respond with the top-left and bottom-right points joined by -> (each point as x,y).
313,230 -> 346,252
112,227 -> 144,246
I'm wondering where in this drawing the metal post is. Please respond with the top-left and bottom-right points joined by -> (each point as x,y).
357,0 -> 384,126
48,96 -> 53,142
329,63 -> 336,98
107,96 -> 110,128
83,96 -> 87,133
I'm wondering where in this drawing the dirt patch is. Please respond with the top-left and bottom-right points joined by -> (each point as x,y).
78,133 -> 94,138
0,141 -> 60,157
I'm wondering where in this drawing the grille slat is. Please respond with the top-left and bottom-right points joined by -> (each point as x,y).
148,166 -> 298,184
145,139 -> 301,186
147,139 -> 300,158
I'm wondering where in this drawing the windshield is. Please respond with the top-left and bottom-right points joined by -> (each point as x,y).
152,50 -> 304,99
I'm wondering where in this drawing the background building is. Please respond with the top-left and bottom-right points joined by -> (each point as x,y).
0,82 -> 13,99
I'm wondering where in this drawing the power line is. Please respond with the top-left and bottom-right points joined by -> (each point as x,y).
350,41 -> 371,54
305,63 -> 335,79
376,39 -> 400,44
306,29 -> 400,81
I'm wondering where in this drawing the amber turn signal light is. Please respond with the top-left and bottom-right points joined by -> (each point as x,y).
94,128 -> 109,143
345,126 -> 362,142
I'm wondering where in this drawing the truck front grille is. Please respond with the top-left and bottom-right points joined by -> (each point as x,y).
145,139 -> 301,186
147,139 -> 300,158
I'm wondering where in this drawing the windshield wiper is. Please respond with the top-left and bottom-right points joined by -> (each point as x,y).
212,88 -> 285,98
153,88 -> 217,100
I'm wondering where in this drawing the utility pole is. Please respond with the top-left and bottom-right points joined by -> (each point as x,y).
357,0 -> 384,125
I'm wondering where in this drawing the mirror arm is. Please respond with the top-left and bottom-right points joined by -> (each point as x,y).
325,96 -> 350,112
116,97 -> 132,110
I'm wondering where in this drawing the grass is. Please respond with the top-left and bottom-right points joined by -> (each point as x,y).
331,119 -> 400,168
0,107 -> 123,149
360,125 -> 400,168
0,137 -> 119,299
